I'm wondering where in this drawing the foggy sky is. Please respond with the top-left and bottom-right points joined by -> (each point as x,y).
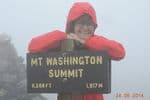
0,0 -> 150,100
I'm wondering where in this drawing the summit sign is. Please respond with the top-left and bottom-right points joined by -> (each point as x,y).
27,50 -> 111,94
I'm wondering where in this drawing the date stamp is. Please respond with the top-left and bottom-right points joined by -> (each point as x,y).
114,92 -> 144,99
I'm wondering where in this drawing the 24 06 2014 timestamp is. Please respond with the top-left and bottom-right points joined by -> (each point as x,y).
114,92 -> 144,99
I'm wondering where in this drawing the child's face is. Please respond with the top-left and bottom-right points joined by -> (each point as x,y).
73,15 -> 95,40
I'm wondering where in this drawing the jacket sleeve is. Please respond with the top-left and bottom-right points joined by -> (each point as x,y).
28,30 -> 67,53
85,35 -> 125,60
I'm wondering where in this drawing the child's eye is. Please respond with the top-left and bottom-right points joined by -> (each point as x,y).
76,22 -> 82,25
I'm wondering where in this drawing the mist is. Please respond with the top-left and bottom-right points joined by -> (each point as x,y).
0,0 -> 150,100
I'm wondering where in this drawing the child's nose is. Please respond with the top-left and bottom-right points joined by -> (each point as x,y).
82,25 -> 89,30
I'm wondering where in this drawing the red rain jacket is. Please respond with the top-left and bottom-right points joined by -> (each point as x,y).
28,2 -> 125,100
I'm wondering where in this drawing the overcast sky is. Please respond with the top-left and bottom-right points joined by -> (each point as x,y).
0,0 -> 150,100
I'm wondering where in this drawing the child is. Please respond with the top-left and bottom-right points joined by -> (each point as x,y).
28,2 -> 125,100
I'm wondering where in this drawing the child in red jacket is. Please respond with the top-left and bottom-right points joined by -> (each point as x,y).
28,2 -> 125,100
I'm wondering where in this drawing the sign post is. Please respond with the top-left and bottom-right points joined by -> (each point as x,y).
58,39 -> 76,100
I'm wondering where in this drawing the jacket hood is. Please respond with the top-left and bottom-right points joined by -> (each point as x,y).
66,2 -> 97,33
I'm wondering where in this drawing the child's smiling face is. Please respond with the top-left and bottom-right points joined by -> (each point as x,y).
73,14 -> 96,40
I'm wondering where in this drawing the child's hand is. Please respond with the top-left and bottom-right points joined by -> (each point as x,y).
67,33 -> 85,44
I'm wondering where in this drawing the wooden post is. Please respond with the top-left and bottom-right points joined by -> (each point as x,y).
57,39 -> 83,100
